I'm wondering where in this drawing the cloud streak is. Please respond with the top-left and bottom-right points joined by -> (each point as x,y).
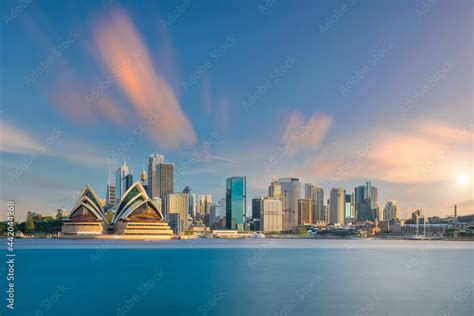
92,8 -> 196,149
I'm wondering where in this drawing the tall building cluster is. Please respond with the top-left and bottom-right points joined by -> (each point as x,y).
104,153 -> 396,235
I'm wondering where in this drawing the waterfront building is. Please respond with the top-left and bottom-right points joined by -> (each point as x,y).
345,193 -> 354,222
329,188 -> 345,225
383,201 -> 400,220
261,197 -> 283,233
305,184 -> 324,223
166,193 -> 189,233
112,182 -> 173,238
182,186 -> 197,217
252,197 -> 263,231
297,198 -> 313,226
354,181 -> 378,221
226,176 -> 246,230
210,201 -> 224,228
198,194 -> 212,216
62,185 -> 107,236
268,180 -> 282,199
147,154 -> 165,198
278,177 -> 301,231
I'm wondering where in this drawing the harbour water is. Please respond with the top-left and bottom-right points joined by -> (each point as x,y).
2,239 -> 473,316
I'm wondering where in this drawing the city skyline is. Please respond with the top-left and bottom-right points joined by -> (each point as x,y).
1,1 -> 473,221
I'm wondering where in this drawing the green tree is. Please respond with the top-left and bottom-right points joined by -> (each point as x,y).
25,212 -> 35,234
56,209 -> 64,220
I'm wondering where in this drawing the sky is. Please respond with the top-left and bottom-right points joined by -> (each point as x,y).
0,0 -> 473,221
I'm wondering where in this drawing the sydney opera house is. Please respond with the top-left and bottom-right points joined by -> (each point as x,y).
62,183 -> 173,239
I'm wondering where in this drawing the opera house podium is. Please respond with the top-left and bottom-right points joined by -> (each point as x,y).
62,183 -> 172,239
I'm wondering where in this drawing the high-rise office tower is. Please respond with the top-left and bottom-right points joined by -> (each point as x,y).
226,176 -> 246,230
106,184 -> 116,209
115,161 -> 130,202
297,198 -> 313,226
344,193 -> 353,222
156,163 -> 174,198
106,162 -> 116,209
182,186 -> 197,218
268,180 -> 282,199
166,193 -> 189,233
197,194 -> 212,216
252,197 -> 263,231
354,181 -> 378,221
383,201 -> 400,220
305,184 -> 324,223
329,188 -> 345,225
278,178 -> 301,231
147,154 -> 165,198
260,197 -> 282,233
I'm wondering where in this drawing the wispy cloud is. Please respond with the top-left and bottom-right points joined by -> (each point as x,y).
0,121 -> 40,154
92,8 -> 196,149
281,112 -> 333,156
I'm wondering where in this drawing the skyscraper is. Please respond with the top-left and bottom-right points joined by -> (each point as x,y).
197,194 -> 212,216
252,197 -> 263,231
268,180 -> 282,199
156,163 -> 173,198
345,193 -> 353,221
166,193 -> 189,233
355,181 -> 378,221
226,176 -> 246,230
297,198 -> 312,226
278,178 -> 301,231
106,161 -> 116,209
182,186 -> 197,218
105,184 -> 116,209
147,154 -> 165,198
383,201 -> 400,220
329,188 -> 345,225
260,197 -> 282,233
115,161 -> 130,202
305,184 -> 324,223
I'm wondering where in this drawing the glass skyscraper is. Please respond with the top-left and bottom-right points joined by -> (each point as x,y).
355,181 -> 378,221
225,176 -> 246,230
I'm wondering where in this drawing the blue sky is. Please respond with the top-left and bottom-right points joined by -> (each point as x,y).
1,0 -> 472,220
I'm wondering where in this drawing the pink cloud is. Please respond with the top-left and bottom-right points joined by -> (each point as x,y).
92,9 -> 196,149
281,112 -> 332,156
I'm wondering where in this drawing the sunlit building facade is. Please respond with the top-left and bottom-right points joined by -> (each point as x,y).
226,176 -> 246,230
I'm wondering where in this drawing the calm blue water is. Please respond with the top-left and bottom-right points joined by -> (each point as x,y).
1,239 -> 473,316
